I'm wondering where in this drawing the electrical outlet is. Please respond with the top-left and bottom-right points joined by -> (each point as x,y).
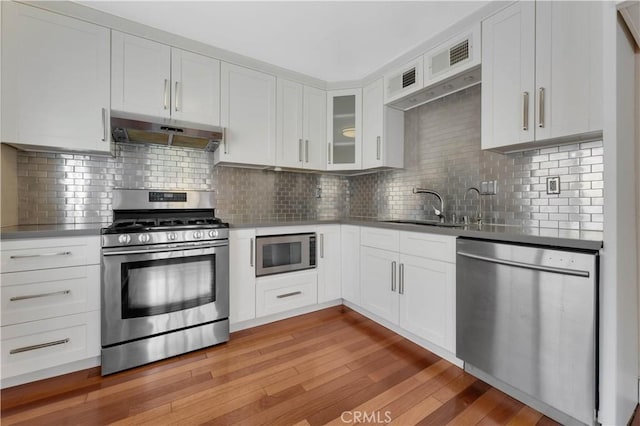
546,177 -> 560,194
480,180 -> 497,195
315,186 -> 322,198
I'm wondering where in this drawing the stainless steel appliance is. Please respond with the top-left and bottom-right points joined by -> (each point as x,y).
255,233 -> 316,277
456,238 -> 598,425
101,189 -> 229,375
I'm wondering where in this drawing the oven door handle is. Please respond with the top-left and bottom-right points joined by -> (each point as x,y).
103,242 -> 228,256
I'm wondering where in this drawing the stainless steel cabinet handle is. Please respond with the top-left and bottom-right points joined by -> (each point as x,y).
320,234 -> 324,258
10,251 -> 71,260
457,251 -> 589,277
223,129 -> 228,154
538,87 -> 545,128
299,139 -> 303,162
522,92 -> 529,131
399,263 -> 404,295
101,108 -> 108,142
174,81 -> 180,111
250,238 -> 254,267
10,338 -> 69,355
277,291 -> 302,299
327,143 -> 332,164
163,79 -> 169,110
376,136 -> 381,160
10,290 -> 71,302
305,140 -> 309,163
391,261 -> 397,292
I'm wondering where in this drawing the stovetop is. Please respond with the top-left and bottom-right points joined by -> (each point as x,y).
102,217 -> 226,235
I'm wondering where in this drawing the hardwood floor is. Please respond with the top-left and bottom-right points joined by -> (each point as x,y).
1,306 -> 560,425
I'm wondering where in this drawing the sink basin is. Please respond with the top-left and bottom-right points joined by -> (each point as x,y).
381,220 -> 466,228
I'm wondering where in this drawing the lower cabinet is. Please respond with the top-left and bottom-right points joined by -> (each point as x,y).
317,225 -> 341,303
360,246 -> 399,324
229,229 -> 256,324
256,270 -> 318,317
340,225 -> 361,305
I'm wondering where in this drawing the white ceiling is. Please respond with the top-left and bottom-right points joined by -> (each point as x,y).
77,1 -> 489,82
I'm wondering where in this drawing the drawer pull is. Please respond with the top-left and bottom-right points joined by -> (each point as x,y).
10,251 -> 72,260
10,338 -> 70,355
10,290 -> 71,302
276,291 -> 302,299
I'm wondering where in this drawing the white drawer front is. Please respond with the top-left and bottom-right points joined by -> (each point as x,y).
256,271 -> 317,317
360,227 -> 400,252
1,237 -> 100,272
1,266 -> 100,326
1,311 -> 100,379
400,231 -> 456,263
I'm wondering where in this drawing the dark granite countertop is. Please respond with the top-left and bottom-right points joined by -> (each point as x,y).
2,219 -> 603,251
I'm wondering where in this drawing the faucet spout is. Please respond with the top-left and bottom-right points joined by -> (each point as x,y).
413,188 -> 445,222
464,187 -> 482,224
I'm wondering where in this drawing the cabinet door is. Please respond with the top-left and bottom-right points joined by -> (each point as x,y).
341,225 -> 361,306
535,1 -> 602,140
111,31 -> 171,118
303,86 -> 327,170
362,79 -> 384,169
399,254 -> 455,352
276,79 -> 304,168
327,89 -> 362,170
1,2 -> 110,153
171,49 -> 221,125
360,246 -> 399,324
481,2 -> 535,150
218,62 -> 276,166
317,225 -> 341,303
229,229 -> 256,324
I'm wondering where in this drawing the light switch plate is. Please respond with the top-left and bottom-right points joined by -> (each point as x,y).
546,177 -> 560,194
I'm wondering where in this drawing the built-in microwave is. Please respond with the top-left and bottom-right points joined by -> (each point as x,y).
255,233 -> 316,277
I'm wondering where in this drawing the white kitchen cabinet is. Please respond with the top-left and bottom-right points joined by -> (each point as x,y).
360,246 -> 399,324
327,89 -> 362,170
398,253 -> 455,352
112,32 -> 221,125
256,270 -> 318,317
317,225 -> 341,303
229,229 -> 256,324
481,1 -> 602,152
217,62 -> 277,167
362,78 -> 404,169
340,225 -> 361,305
276,80 -> 326,170
1,2 -> 111,153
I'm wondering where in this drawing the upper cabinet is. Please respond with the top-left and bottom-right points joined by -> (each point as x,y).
1,2 -> 111,153
276,79 -> 326,170
362,78 -> 404,169
327,89 -> 362,170
481,1 -> 602,152
111,32 -> 221,125
216,62 -> 277,167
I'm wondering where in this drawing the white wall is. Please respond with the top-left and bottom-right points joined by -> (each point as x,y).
600,6 -> 639,424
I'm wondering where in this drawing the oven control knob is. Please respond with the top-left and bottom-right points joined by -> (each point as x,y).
167,232 -> 177,241
118,234 -> 131,245
193,231 -> 203,239
138,233 -> 150,243
208,230 -> 218,238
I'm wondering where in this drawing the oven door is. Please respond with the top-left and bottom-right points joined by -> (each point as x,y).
101,241 -> 229,347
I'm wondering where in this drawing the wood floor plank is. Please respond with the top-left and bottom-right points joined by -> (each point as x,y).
0,306 -> 558,426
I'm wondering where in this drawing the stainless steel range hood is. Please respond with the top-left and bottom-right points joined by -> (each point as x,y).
110,110 -> 224,152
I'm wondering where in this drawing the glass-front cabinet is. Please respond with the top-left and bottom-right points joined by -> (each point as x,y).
327,88 -> 362,170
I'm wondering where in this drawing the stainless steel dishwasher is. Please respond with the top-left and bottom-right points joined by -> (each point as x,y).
456,238 -> 598,425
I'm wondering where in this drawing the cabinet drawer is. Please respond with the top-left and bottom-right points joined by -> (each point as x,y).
1,266 -> 100,326
1,311 -> 100,379
360,227 -> 400,251
1,237 -> 100,272
256,271 -> 317,317
400,231 -> 456,263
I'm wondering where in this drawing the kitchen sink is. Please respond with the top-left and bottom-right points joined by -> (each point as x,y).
381,219 -> 466,228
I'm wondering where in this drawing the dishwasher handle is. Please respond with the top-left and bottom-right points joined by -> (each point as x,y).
457,251 -> 590,278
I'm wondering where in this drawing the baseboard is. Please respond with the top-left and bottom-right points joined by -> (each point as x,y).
1,356 -> 101,389
229,299 -> 342,332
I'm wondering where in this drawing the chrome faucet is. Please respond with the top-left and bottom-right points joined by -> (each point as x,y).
413,188 -> 445,222
464,187 -> 482,224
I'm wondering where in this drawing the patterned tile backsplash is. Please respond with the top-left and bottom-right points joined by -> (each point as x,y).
14,85 -> 603,230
